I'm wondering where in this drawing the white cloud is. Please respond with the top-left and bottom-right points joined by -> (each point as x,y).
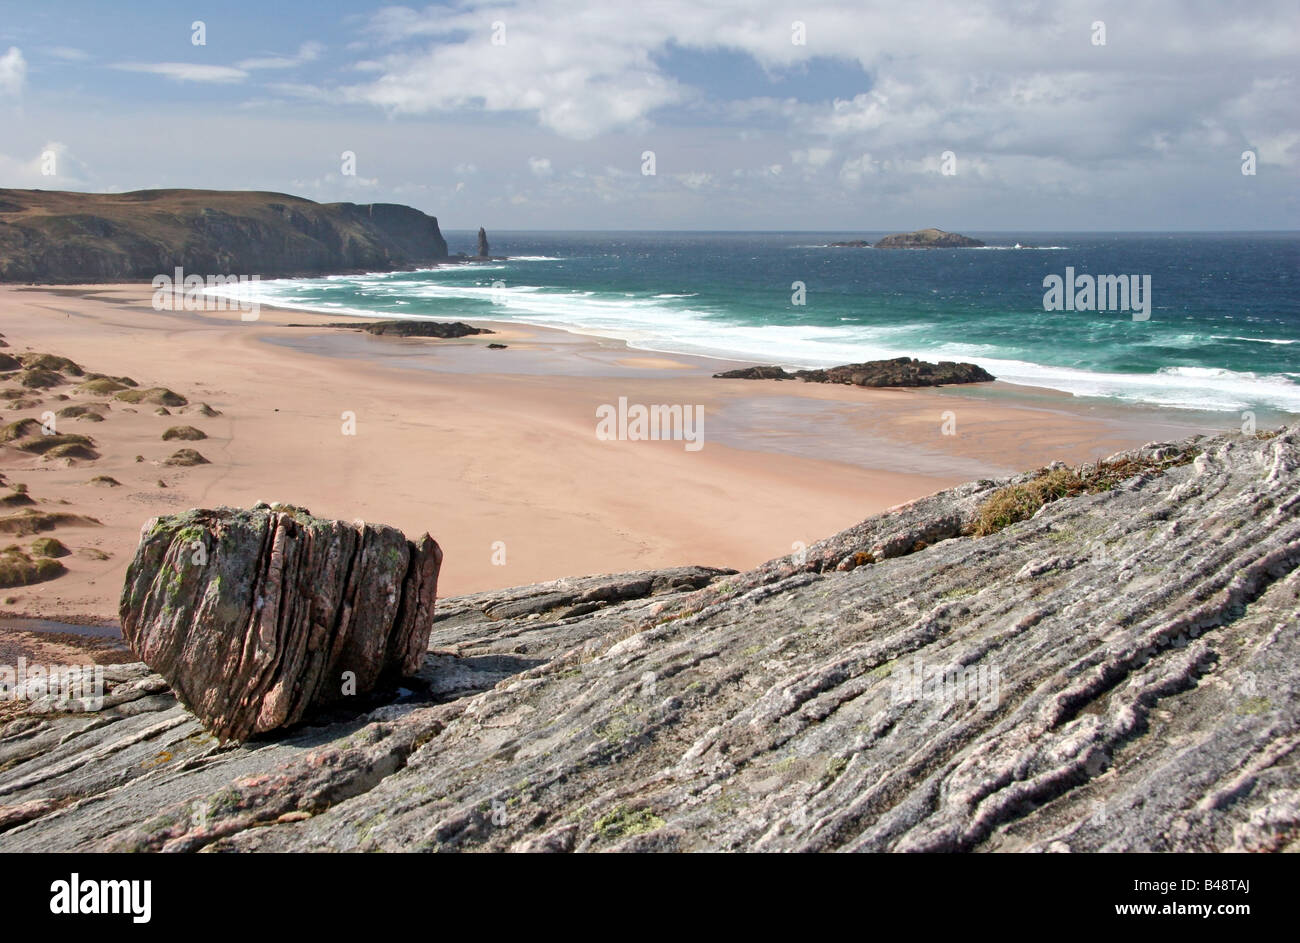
237,42 -> 324,71
676,171 -> 713,190
0,47 -> 27,97
321,0 -> 1298,192
791,148 -> 834,171
0,141 -> 87,187
111,62 -> 248,83
528,156 -> 552,177
838,153 -> 879,188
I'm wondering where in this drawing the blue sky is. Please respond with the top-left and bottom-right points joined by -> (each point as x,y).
1,0 -> 1296,230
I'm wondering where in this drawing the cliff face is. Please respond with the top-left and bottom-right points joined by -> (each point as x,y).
0,189 -> 449,283
1,427 -> 1297,852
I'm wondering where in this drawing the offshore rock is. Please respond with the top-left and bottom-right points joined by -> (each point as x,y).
874,228 -> 985,248
118,504 -> 442,742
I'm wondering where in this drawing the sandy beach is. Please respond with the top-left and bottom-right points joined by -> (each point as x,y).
0,282 -> 1225,627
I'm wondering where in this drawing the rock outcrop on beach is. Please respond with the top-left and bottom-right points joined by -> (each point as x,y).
0,189 -> 450,283
1,426 -> 1297,851
712,365 -> 797,381
362,321 -> 494,338
714,357 -> 994,387
118,504 -> 443,742
874,228 -> 985,248
797,357 -> 995,386
292,320 -> 494,338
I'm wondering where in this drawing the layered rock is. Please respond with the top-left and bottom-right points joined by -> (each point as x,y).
3,427 -> 1298,852
714,356 -> 994,387
118,503 -> 442,742
0,188 -> 450,283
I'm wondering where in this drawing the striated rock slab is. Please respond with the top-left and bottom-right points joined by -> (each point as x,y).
118,503 -> 442,742
2,428 -> 1297,853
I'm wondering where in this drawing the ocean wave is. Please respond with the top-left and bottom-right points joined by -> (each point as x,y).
505,255 -> 562,261
1210,335 -> 1300,345
215,272 -> 1300,415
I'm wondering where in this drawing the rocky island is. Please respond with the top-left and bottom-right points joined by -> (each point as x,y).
874,228 -> 985,248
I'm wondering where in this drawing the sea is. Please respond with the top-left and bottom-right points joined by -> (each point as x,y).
226,231 -> 1300,418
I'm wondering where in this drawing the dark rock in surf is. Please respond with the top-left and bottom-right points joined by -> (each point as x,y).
713,365 -> 796,380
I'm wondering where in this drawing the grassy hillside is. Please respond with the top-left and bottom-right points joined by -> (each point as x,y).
0,188 -> 449,283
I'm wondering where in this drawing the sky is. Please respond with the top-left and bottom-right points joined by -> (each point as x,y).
0,0 -> 1296,231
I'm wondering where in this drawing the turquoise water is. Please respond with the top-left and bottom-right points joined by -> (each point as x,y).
228,231 -> 1300,415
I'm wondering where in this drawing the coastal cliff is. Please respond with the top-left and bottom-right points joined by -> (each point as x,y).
0,189 -> 449,283
1,426 -> 1296,852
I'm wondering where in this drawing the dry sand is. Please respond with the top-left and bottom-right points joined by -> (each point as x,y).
0,283 -> 1224,629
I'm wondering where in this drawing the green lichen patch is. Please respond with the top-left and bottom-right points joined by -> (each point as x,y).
594,805 -> 665,841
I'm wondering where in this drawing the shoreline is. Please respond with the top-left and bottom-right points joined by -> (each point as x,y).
0,282 -> 1248,631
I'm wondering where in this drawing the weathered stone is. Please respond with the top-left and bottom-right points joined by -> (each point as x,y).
2,428 -> 1298,853
118,504 -> 443,742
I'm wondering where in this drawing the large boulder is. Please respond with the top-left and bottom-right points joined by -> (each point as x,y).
119,503 -> 442,742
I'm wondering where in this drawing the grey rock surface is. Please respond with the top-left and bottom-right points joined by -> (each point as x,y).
1,428 -> 1296,852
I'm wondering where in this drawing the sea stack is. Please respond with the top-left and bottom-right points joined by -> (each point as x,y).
477,227 -> 490,258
